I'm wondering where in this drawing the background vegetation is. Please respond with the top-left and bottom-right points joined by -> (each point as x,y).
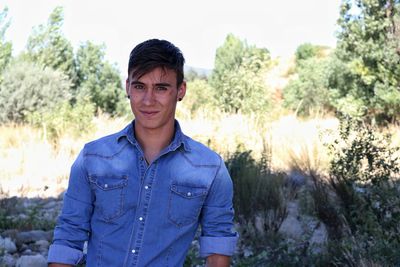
1,1 -> 400,266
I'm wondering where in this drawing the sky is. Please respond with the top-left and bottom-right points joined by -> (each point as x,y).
0,0 -> 342,73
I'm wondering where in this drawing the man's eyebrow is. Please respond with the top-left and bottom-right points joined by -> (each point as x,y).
130,81 -> 144,85
155,82 -> 172,87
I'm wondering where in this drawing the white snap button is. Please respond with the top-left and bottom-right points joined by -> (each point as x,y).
145,185 -> 149,190
132,249 -> 136,253
139,217 -> 143,221
104,184 -> 108,188
187,192 -> 192,197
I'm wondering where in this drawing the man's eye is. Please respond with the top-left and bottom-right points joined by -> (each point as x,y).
156,86 -> 167,91
133,84 -> 144,90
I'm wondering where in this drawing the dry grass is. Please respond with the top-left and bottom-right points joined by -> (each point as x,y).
0,112 -> 340,198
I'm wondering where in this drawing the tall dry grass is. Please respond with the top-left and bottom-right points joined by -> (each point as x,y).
0,111 -> 340,198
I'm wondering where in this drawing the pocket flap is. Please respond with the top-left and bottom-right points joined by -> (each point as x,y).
89,175 -> 128,190
170,183 -> 207,199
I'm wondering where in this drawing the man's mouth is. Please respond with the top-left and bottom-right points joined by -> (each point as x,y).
140,110 -> 159,117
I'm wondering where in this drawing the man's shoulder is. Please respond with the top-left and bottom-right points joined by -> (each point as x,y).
183,136 -> 222,167
82,125 -> 130,157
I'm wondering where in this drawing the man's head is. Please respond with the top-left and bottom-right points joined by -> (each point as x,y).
128,39 -> 185,86
125,39 -> 186,134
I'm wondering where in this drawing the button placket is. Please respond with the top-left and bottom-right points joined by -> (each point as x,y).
131,162 -> 156,265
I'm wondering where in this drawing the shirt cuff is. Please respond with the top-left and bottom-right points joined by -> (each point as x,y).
199,235 -> 238,257
47,244 -> 84,265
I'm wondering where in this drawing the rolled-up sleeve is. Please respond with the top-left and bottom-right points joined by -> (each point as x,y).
199,158 -> 238,257
48,148 -> 94,265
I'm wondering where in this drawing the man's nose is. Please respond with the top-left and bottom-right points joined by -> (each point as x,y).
142,88 -> 156,104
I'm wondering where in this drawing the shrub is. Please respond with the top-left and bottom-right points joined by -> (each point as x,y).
0,60 -> 71,123
225,146 -> 288,250
27,97 -> 95,143
326,117 -> 400,265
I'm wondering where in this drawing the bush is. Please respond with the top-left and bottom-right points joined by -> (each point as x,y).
0,60 -> 71,123
27,97 -> 95,142
283,57 -> 332,116
182,79 -> 216,115
225,146 -> 288,250
326,117 -> 400,265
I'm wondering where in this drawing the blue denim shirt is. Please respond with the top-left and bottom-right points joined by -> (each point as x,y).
48,121 -> 237,266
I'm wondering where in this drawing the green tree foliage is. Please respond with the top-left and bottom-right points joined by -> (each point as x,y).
184,68 -> 208,82
24,6 -> 76,85
283,57 -> 332,115
283,42 -> 334,115
210,34 -> 271,113
0,7 -> 12,79
28,98 -> 95,141
183,79 -> 215,114
0,60 -> 71,123
295,43 -> 318,63
326,117 -> 400,265
75,41 -> 127,115
333,0 -> 400,122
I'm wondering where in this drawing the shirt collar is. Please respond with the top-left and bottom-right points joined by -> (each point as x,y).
116,120 -> 191,152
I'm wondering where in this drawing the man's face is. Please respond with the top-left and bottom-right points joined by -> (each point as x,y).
126,67 -> 186,133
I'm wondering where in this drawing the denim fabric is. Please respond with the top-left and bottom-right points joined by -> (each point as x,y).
47,121 -> 238,267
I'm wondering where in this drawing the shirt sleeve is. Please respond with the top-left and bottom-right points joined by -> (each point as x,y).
47,148 -> 94,265
199,157 -> 238,258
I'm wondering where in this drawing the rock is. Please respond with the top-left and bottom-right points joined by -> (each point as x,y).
0,253 -> 17,267
309,222 -> 328,254
278,201 -> 304,240
42,201 -> 57,210
16,254 -> 47,267
288,170 -> 307,187
16,231 -> 52,246
33,240 -> 50,253
21,248 -> 34,255
1,236 -> 17,253
2,229 -> 19,240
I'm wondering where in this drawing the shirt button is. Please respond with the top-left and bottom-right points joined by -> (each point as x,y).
187,192 -> 192,197
144,185 -> 149,190
140,156 -> 144,161
104,184 -> 108,188
139,217 -> 143,221
131,249 -> 136,253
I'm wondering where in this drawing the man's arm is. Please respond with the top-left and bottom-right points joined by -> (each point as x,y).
206,254 -> 230,267
47,149 -> 93,265
199,158 -> 238,261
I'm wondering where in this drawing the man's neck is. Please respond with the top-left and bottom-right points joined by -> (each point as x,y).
134,122 -> 175,164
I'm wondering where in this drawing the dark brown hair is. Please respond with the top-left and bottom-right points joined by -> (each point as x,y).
128,39 -> 185,86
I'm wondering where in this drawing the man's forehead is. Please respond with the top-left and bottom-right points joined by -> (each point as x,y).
129,67 -> 177,81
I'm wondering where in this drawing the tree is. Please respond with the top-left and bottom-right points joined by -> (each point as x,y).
0,7 -> 12,79
294,43 -> 330,66
283,57 -> 332,115
0,60 -> 71,123
24,6 -> 76,86
210,34 -> 271,113
333,0 -> 400,122
75,41 -> 127,115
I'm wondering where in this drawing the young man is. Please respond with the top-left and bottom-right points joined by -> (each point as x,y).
48,39 -> 237,267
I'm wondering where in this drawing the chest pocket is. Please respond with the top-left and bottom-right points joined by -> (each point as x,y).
168,182 -> 208,227
88,175 -> 128,222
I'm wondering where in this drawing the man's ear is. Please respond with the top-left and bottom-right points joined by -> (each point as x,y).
125,78 -> 130,97
177,81 -> 186,101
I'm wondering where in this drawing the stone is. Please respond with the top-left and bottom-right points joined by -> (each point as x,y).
309,222 -> 328,254
34,240 -> 50,253
16,254 -> 47,267
16,230 -> 52,246
0,253 -> 17,267
2,237 -> 17,253
42,201 -> 57,210
278,201 -> 304,240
